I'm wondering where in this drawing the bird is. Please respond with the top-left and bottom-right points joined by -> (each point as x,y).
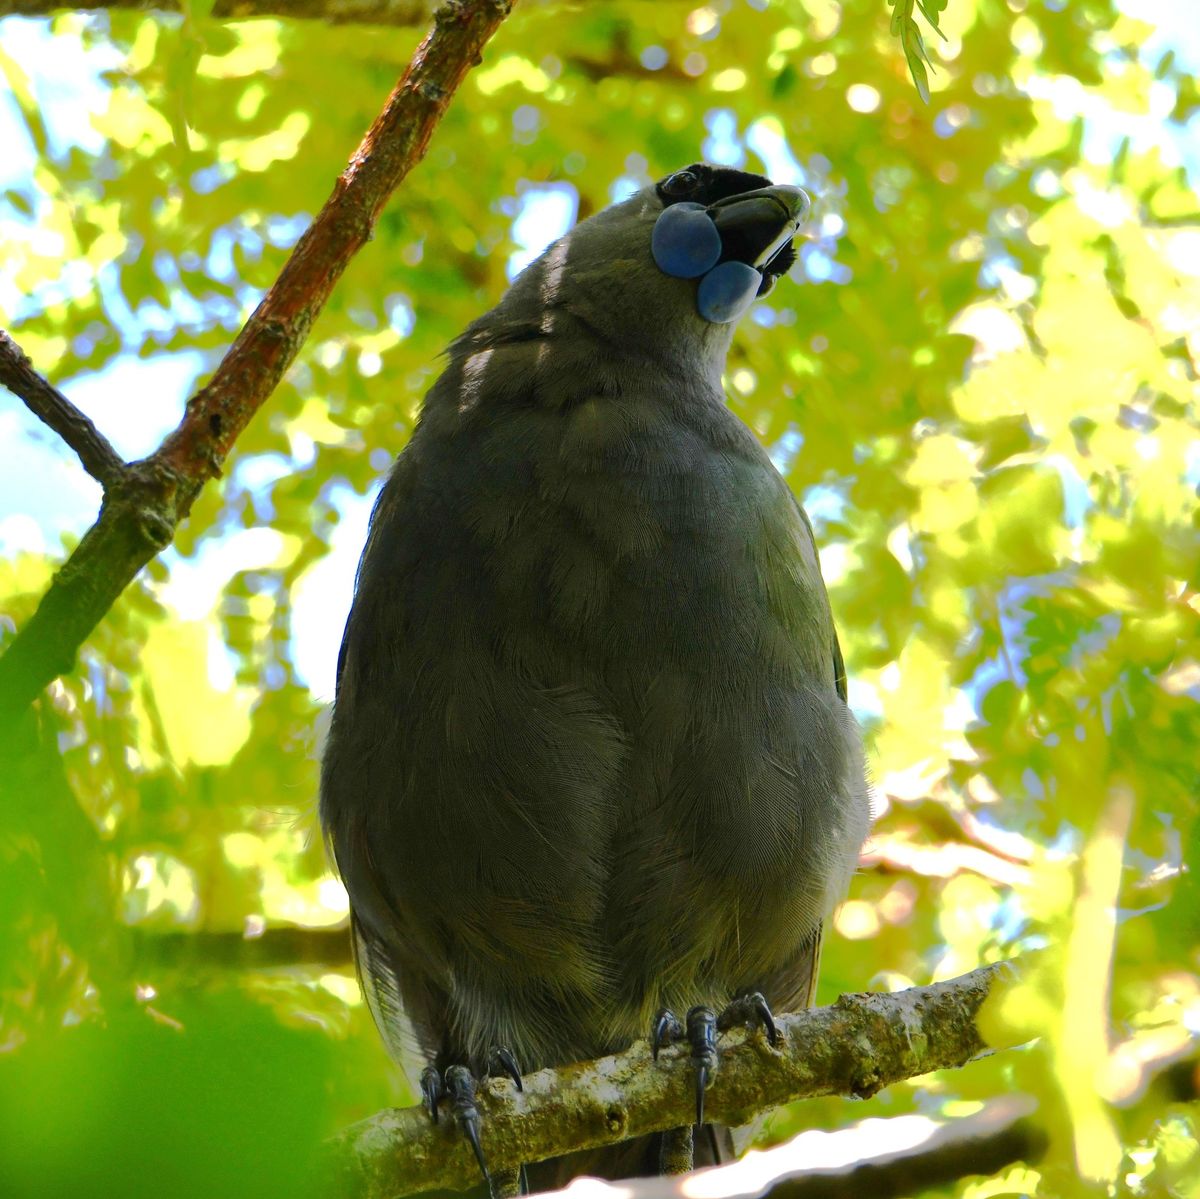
320,162 -> 871,1195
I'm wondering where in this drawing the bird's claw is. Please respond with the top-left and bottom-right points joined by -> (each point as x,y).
420,1047 -> 524,1188
717,990 -> 782,1047
651,1008 -> 684,1060
686,1007 -> 717,1125
651,993 -> 780,1125
420,1063 -> 443,1124
445,1065 -> 490,1183
489,1045 -> 524,1091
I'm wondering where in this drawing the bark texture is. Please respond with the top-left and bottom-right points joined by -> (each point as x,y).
325,963 -> 1020,1197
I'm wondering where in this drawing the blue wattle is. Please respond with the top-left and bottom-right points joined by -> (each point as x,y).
696,260 -> 762,324
651,202 -> 722,279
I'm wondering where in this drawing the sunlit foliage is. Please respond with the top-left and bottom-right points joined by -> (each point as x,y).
0,2 -> 1197,1196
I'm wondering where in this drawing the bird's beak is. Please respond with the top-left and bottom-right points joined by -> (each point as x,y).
707,184 -> 811,269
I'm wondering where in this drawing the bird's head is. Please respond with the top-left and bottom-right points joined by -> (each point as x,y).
648,163 -> 809,313
472,163 -> 810,386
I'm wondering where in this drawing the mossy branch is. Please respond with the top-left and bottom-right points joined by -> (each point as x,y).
326,963 -> 1023,1197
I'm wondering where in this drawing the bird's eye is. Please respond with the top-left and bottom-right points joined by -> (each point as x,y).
663,170 -> 698,196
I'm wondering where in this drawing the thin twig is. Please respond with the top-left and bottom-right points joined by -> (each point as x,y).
0,0 -> 516,722
324,963 -> 1021,1197
0,329 -> 125,490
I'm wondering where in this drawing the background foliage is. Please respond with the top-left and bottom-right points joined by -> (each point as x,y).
0,1 -> 1197,1196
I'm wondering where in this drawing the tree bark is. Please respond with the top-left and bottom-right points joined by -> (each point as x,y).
0,331 -> 124,490
325,963 -> 1022,1197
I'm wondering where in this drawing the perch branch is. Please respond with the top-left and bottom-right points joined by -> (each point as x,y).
0,0 -> 515,723
0,329 -> 125,490
325,963 -> 1022,1197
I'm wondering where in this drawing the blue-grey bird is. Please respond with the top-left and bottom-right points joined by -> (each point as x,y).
320,163 -> 871,1192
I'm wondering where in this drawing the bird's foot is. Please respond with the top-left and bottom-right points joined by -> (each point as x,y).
420,1047 -> 524,1194
658,1125 -> 695,1175
651,992 -> 781,1125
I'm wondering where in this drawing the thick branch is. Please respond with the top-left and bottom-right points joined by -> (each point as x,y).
325,963 -> 1020,1198
0,0 -> 515,722
0,329 -> 125,490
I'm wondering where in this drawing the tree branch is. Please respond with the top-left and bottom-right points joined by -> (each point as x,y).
529,1094 -> 1046,1199
765,1104 -> 1044,1199
0,329 -> 125,491
0,0 -> 515,723
730,1097 -> 1045,1199
131,925 -> 352,969
325,963 -> 1022,1198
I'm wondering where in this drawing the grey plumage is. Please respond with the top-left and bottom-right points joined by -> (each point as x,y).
320,165 -> 871,1182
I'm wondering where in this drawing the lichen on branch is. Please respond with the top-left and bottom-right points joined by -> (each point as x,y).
326,963 -> 1022,1197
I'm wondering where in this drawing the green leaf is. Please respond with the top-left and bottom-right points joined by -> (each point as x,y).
914,0 -> 950,41
889,0 -> 945,101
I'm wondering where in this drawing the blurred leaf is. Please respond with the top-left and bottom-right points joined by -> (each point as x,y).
0,996 -> 334,1199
